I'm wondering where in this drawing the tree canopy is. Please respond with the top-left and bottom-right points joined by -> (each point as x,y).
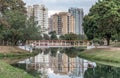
0,0 -> 26,13
0,0 -> 41,45
83,0 -> 120,45
49,31 -> 58,40
60,33 -> 78,40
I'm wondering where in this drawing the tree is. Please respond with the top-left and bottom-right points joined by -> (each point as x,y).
50,48 -> 58,57
49,31 -> 58,40
50,34 -> 58,40
1,10 -> 41,45
0,0 -> 26,13
114,13 -> 120,41
2,10 -> 26,45
62,47 -> 78,58
78,34 -> 87,40
0,0 -> 27,45
83,0 -> 120,45
49,31 -> 56,35
22,16 -> 42,42
60,33 -> 78,40
43,34 -> 50,40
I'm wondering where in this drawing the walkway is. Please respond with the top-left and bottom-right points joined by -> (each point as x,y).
26,40 -> 89,48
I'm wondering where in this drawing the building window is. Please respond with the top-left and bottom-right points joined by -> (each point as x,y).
58,64 -> 62,72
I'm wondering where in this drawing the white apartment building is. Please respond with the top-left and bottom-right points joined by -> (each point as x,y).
27,4 -> 48,34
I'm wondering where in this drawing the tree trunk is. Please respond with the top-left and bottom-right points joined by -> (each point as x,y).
15,40 -> 19,46
106,37 -> 110,46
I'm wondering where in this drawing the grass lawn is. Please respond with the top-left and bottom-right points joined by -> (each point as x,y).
0,61 -> 38,78
79,48 -> 120,67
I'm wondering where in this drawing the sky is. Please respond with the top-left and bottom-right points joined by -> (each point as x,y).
23,0 -> 98,17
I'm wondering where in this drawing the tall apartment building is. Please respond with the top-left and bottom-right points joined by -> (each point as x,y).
48,18 -> 53,32
27,4 -> 48,34
49,12 -> 75,35
49,14 -> 59,34
68,8 -> 84,34
27,6 -> 33,19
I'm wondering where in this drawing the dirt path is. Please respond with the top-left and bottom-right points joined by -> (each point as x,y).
97,46 -> 120,51
0,46 -> 28,53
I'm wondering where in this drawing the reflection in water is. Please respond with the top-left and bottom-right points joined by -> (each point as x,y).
50,48 -> 58,57
5,48 -> 120,78
84,64 -> 120,78
12,48 -> 96,78
61,47 -> 83,58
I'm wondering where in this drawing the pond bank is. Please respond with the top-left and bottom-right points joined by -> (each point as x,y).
0,46 -> 38,57
79,47 -> 120,67
0,46 -> 40,78
0,61 -> 38,78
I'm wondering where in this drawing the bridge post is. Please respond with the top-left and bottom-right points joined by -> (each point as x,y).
39,40 -> 40,46
77,41 -> 78,46
52,40 -> 53,46
48,40 -> 49,46
61,40 -> 62,46
78,41 -> 80,46
65,41 -> 66,46
73,41 -> 74,46
87,41 -> 90,46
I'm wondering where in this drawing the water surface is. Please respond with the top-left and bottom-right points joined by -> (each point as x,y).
9,47 -> 120,78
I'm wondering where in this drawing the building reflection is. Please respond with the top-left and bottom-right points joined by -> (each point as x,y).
18,48 -> 96,78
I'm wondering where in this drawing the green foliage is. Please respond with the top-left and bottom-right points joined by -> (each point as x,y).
50,34 -> 58,40
0,0 -> 26,13
84,64 -> 120,78
78,34 -> 87,40
49,31 -> 56,35
43,34 -> 50,40
0,0 -> 42,45
61,47 -> 85,58
93,38 -> 104,45
112,42 -> 120,47
22,17 -> 42,41
1,10 -> 26,45
60,33 -> 78,40
50,48 -> 58,57
49,31 -> 58,40
83,0 -> 120,45
0,0 -> 26,45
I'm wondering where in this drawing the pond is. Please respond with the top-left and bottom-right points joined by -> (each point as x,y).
8,47 -> 120,78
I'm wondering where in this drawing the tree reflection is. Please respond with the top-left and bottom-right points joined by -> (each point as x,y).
43,48 -> 50,55
33,48 -> 42,53
84,64 -> 120,78
61,47 -> 84,58
38,47 -> 85,58
50,48 -> 58,57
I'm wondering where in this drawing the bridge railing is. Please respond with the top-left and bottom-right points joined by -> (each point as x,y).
26,40 -> 90,47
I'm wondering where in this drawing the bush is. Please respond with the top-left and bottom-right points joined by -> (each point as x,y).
93,38 -> 104,45
112,42 -> 120,47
